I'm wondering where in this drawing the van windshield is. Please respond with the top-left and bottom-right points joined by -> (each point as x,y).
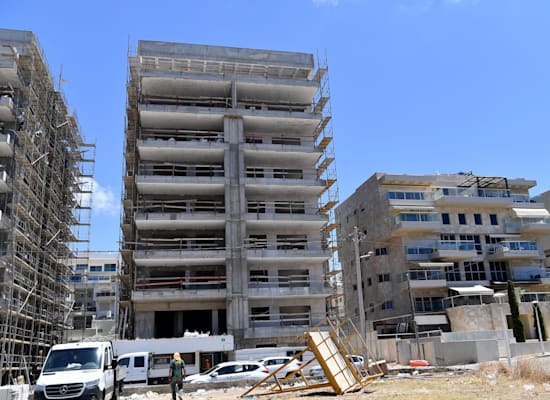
43,348 -> 101,372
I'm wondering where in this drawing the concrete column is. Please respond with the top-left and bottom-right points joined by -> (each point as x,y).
224,116 -> 248,343
212,310 -> 219,334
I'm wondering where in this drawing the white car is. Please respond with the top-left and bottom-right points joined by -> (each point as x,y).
257,356 -> 302,379
184,361 -> 269,384
309,354 -> 365,378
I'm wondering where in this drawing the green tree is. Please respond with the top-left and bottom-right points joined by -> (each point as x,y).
533,303 -> 547,341
507,280 -> 525,342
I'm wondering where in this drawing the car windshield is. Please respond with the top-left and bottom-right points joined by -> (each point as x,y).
43,348 -> 101,372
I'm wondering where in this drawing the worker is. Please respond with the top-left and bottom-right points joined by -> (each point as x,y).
169,352 -> 186,400
204,358 -> 211,370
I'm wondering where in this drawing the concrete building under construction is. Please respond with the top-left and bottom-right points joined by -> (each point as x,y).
0,29 -> 95,383
121,41 -> 338,348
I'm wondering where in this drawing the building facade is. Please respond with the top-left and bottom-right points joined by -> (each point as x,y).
336,172 -> 550,335
67,252 -> 120,342
121,41 -> 338,347
0,29 -> 94,381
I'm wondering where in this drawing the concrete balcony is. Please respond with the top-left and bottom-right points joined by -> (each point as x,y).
0,53 -> 21,87
390,212 -> 440,234
486,241 -> 542,260
0,131 -> 15,157
0,170 -> 10,193
431,240 -> 478,260
137,135 -> 225,164
0,95 -> 15,121
134,249 -> 226,267
433,187 -> 513,207
133,287 -> 226,302
246,203 -> 328,230
135,174 -> 225,195
243,141 -> 322,165
245,168 -> 326,196
246,247 -> 330,263
406,269 -> 447,288
244,311 -> 324,339
135,211 -> 225,230
133,275 -> 227,302
248,280 -> 330,299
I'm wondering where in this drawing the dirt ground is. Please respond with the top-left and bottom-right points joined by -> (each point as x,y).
123,369 -> 550,400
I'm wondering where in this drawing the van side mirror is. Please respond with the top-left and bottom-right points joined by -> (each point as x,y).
112,359 -> 118,369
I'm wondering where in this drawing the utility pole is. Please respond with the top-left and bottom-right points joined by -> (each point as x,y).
352,226 -> 366,340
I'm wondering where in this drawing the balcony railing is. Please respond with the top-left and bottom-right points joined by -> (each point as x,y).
407,269 -> 445,281
139,163 -> 224,177
434,187 -> 512,200
135,275 -> 226,290
140,129 -> 224,143
137,199 -> 225,214
438,240 -> 475,251
487,241 -> 539,255
443,294 -> 496,308
249,312 -> 312,328
135,237 -> 225,251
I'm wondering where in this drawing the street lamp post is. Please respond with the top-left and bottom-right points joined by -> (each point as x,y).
351,226 -> 372,340
494,293 -> 512,368
532,301 -> 545,355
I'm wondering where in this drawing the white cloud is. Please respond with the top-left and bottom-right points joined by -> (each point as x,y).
92,180 -> 119,216
312,0 -> 339,6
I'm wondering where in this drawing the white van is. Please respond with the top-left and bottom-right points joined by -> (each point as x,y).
116,352 -> 152,385
33,341 -> 119,400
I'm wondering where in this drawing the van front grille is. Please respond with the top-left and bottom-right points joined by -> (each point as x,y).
45,383 -> 84,398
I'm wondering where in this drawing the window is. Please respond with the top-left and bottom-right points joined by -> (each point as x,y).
490,214 -> 498,225
445,263 -> 461,281
442,213 -> 450,225
489,261 -> 508,282
104,263 -> 117,272
76,264 -> 87,271
458,213 -> 466,225
474,214 -> 482,225
460,234 -> 481,254
381,300 -> 393,310
378,273 -> 391,283
414,297 -> 444,312
134,356 -> 145,368
367,277 -> 372,286
375,248 -> 387,256
89,265 -> 102,272
464,261 -> 486,281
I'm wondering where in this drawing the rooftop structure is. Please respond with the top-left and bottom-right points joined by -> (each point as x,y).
0,29 -> 95,383
120,41 -> 338,347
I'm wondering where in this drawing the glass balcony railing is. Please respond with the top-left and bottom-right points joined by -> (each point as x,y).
407,269 -> 445,281
438,240 -> 475,251
487,241 -> 538,255
393,212 -> 439,224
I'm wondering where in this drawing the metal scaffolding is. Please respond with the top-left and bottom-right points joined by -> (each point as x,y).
0,29 -> 95,384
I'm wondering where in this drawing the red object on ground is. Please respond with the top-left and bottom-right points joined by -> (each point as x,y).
409,360 -> 429,367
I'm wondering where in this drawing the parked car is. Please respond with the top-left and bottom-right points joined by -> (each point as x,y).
183,361 -> 269,384
309,354 -> 365,378
257,356 -> 302,379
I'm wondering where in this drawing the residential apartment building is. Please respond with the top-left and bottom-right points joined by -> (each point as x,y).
67,252 -> 120,342
336,172 -> 550,335
534,190 -> 550,268
0,29 -> 94,382
121,41 -> 338,347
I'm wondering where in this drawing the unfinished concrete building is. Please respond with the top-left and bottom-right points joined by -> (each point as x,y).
336,172 -> 550,336
121,41 -> 338,348
0,29 -> 94,383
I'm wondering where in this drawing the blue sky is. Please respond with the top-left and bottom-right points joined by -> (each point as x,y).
6,0 -> 550,251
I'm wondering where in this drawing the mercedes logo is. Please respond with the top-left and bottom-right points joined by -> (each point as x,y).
59,385 -> 69,395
